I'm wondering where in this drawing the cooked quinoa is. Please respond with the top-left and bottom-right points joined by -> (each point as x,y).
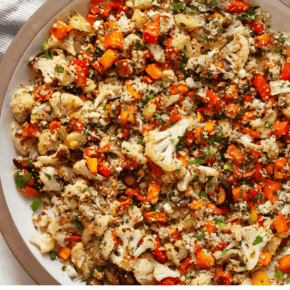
9,0 -> 290,285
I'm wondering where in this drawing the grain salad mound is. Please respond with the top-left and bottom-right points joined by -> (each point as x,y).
9,0 -> 290,285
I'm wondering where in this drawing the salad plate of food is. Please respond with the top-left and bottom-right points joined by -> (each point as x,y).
1,0 -> 290,285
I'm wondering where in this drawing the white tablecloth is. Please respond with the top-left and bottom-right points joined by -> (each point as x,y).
0,0 -> 46,285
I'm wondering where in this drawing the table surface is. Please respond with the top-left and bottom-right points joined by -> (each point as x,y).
0,0 -> 46,285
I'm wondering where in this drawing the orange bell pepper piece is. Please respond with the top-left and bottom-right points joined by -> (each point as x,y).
86,158 -> 98,176
278,255 -> 290,274
22,124 -> 40,138
58,247 -> 71,260
263,179 -> 281,202
145,64 -> 163,80
254,34 -> 272,49
104,32 -> 124,50
143,14 -> 160,44
119,104 -> 136,125
273,214 -> 289,233
226,144 -> 245,166
143,212 -> 166,223
271,121 -> 289,136
51,21 -> 74,40
99,49 -> 119,69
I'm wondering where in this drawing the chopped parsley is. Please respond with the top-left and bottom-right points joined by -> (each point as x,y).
14,171 -> 33,188
252,235 -> 263,245
197,230 -> 205,240
55,66 -> 64,73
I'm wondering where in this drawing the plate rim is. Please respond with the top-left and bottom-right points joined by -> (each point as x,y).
0,0 -> 74,285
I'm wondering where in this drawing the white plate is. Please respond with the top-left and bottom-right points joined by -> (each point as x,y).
0,0 -> 290,285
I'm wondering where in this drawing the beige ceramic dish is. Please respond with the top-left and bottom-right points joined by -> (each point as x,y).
1,0 -> 290,285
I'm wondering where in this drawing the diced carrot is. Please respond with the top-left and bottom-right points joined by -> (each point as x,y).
90,0 -> 114,18
263,179 -> 281,202
24,186 -> 40,197
253,73 -> 271,101
145,64 -> 163,80
206,203 -> 229,215
104,32 -> 124,50
195,247 -> 214,270
214,265 -> 232,285
254,34 -> 272,49
226,144 -> 245,166
103,22 -> 117,31
273,214 -> 289,233
241,110 -> 255,124
243,95 -> 253,106
243,127 -> 260,138
201,90 -> 222,108
69,112 -> 83,132
204,121 -> 217,135
185,131 -> 194,146
177,256 -> 194,275
51,21 -> 74,40
271,121 -> 289,136
99,49 -> 119,69
48,120 -> 61,133
91,61 -> 105,74
86,14 -> 96,27
169,84 -> 188,95
22,124 -> 40,138
58,247 -> 71,260
143,212 -> 166,223
232,186 -> 248,202
147,159 -> 163,178
248,185 -> 262,200
146,182 -> 161,204
86,158 -> 98,176
225,86 -> 238,99
226,0 -> 250,13
116,59 -> 131,77
69,59 -> 88,87
98,161 -> 111,176
204,221 -> 216,234
157,277 -> 179,285
279,255 -> 290,273
125,187 -> 140,198
226,103 -> 239,118
119,104 -> 136,125
194,126 -> 206,145
124,80 -> 142,99
169,107 -> 181,122
274,157 -> 288,179
68,235 -> 82,247
280,57 -> 290,81
165,38 -> 180,60
265,163 -> 274,176
251,21 -> 264,34
143,14 -> 160,44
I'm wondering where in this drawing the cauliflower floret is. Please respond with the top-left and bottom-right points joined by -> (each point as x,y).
187,48 -> 219,70
71,242 -> 86,269
100,229 -> 116,259
220,34 -> 249,70
145,116 -> 194,171
49,92 -> 84,119
54,60 -> 75,86
164,240 -> 188,266
270,80 -> 290,95
35,144 -> 69,166
31,49 -> 67,84
57,165 -> 74,181
147,43 -> 165,63
38,129 -> 59,155
69,14 -> 91,32
39,166 -> 62,191
82,78 -> 97,94
10,93 -> 35,123
29,233 -> 55,253
12,122 -> 38,156
133,258 -> 154,285
260,136 -> 280,159
110,225 -> 155,271
232,224 -> 274,270
30,102 -> 54,124
121,141 -> 147,164
65,131 -> 86,149
73,159 -> 104,180
177,164 -> 219,191
153,264 -> 180,282
175,14 -> 205,30
125,205 -> 144,227
48,33 -> 76,55
126,0 -> 153,9
225,19 -> 247,37
190,273 -> 211,285
171,34 -> 194,58
159,13 -> 175,35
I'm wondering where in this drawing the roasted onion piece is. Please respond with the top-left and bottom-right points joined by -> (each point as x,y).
120,170 -> 138,188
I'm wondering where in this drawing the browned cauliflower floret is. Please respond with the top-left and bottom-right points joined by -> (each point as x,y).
29,233 -> 55,253
38,129 -> 59,155
10,93 -> 35,123
133,258 -> 154,285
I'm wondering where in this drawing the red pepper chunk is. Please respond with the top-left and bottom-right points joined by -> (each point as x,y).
226,0 -> 250,13
154,237 -> 167,263
280,57 -> 290,81
98,161 -> 111,177
143,14 -> 160,44
251,21 -> 264,34
157,277 -> 179,285
253,73 -> 271,101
